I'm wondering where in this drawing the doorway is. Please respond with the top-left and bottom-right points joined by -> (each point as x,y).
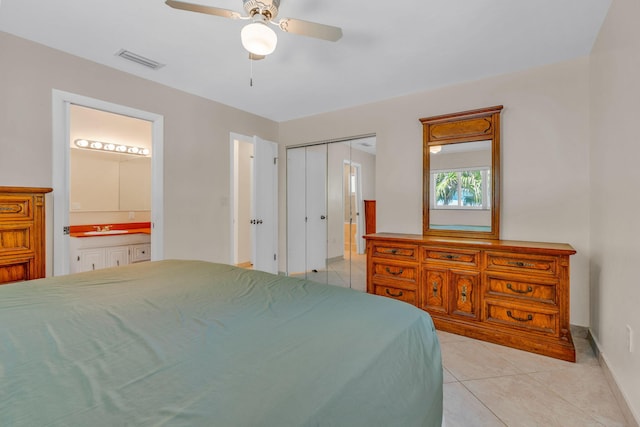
229,133 -> 278,274
343,160 -> 365,257
52,90 -> 164,276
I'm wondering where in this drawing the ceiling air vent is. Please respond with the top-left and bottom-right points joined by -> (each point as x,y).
115,49 -> 165,70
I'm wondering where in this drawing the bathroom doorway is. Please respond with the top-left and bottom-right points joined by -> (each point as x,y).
52,90 -> 164,276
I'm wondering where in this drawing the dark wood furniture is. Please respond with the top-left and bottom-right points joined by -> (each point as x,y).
366,233 -> 577,362
0,186 -> 52,284
364,200 -> 376,234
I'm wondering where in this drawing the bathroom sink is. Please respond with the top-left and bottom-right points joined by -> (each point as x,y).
83,230 -> 129,236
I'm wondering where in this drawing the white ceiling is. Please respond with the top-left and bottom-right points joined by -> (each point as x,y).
0,0 -> 611,122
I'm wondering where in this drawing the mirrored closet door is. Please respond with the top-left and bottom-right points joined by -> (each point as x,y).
286,136 -> 376,291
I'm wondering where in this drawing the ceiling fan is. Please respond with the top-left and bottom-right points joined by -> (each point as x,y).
165,0 -> 343,59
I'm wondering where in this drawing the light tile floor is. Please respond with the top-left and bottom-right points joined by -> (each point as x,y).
438,329 -> 629,426
287,255 -> 630,426
292,251 -> 367,292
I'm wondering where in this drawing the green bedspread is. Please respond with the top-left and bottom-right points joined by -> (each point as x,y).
0,260 -> 442,426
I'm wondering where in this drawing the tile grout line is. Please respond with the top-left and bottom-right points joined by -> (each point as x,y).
457,378 -> 508,426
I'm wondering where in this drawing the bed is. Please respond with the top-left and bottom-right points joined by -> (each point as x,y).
0,260 -> 442,426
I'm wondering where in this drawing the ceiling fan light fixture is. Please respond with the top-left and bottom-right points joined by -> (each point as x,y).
241,20 -> 277,56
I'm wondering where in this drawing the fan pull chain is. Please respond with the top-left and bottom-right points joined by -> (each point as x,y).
250,58 -> 253,87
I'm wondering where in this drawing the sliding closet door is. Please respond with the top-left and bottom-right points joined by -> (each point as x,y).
286,136 -> 375,291
286,147 -> 306,275
286,145 -> 328,281
305,145 -> 328,274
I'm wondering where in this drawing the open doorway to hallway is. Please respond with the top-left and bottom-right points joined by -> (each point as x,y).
230,133 -> 278,274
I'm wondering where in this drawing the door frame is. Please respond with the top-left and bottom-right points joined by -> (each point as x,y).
52,89 -> 164,276
229,132 -> 278,272
344,160 -> 365,254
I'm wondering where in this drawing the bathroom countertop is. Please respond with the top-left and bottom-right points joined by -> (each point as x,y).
69,222 -> 151,238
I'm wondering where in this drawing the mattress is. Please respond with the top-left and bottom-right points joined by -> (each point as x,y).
0,260 -> 442,426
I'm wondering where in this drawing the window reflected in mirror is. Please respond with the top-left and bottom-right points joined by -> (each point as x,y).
429,140 -> 491,232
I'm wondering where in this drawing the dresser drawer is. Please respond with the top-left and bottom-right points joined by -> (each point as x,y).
422,246 -> 479,267
485,275 -> 557,305
370,242 -> 418,262
374,285 -> 417,305
0,195 -> 32,221
0,256 -> 34,284
0,224 -> 33,255
485,301 -> 558,336
371,260 -> 418,284
485,252 -> 557,276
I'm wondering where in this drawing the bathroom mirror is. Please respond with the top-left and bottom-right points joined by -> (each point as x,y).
70,148 -> 151,212
421,105 -> 503,239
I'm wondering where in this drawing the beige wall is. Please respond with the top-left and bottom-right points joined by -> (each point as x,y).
589,0 -> 640,421
280,57 -> 591,328
0,30 -> 278,266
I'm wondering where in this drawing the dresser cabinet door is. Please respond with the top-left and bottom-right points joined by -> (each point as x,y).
422,267 -> 448,313
450,270 -> 480,320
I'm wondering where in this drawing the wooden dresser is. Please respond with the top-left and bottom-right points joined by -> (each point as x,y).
366,233 -> 577,361
0,186 -> 52,284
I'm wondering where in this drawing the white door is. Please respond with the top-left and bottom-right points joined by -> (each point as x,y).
286,147 -> 307,275
305,145 -> 328,272
251,136 -> 278,274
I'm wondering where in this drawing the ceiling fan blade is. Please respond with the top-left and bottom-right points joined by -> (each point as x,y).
165,0 -> 243,20
276,18 -> 342,42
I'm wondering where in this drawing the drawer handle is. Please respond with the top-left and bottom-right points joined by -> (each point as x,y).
385,289 -> 404,298
508,261 -> 534,268
383,249 -> 398,254
0,204 -> 23,213
506,310 -> 533,322
432,282 -> 438,297
461,285 -> 468,303
442,254 -> 460,260
385,267 -> 404,275
506,283 -> 533,294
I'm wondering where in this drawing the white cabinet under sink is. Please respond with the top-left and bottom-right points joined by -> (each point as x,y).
70,233 -> 151,273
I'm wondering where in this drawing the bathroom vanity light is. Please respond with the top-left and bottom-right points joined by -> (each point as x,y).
74,139 -> 150,156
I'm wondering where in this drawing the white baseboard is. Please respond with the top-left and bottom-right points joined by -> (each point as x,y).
587,330 -> 639,427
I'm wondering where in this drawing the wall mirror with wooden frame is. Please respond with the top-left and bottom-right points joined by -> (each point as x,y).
421,105 -> 503,239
